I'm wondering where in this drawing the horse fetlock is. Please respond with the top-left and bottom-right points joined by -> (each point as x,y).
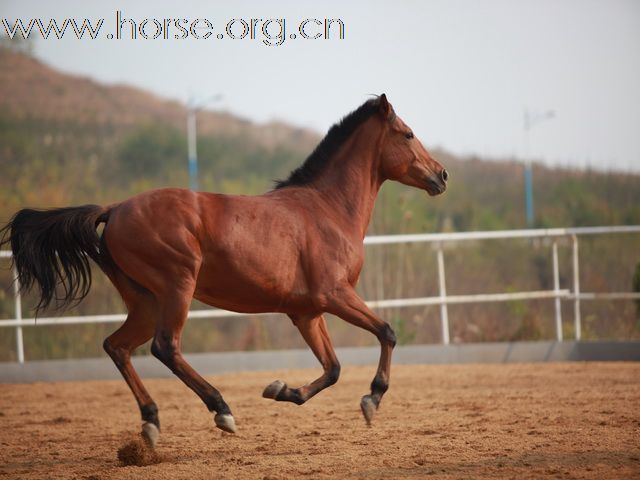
286,388 -> 306,405
370,374 -> 389,396
141,422 -> 160,448
140,403 -> 159,429
214,413 -> 237,434
262,380 -> 286,399
203,392 -> 229,414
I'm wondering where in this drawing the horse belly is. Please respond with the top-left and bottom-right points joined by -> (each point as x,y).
194,241 -> 309,314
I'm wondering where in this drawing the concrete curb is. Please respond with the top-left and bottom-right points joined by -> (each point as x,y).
1,340 -> 638,383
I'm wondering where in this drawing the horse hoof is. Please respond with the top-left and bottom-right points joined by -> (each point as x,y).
141,422 -> 159,448
360,395 -> 377,426
262,380 -> 286,399
214,413 -> 237,434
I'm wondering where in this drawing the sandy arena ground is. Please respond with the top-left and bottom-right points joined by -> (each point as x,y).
0,362 -> 639,479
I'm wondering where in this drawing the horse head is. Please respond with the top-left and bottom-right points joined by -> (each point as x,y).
377,94 -> 448,196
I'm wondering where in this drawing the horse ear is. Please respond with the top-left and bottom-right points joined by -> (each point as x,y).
379,93 -> 392,119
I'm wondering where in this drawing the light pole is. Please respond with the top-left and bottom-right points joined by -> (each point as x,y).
523,108 -> 555,227
187,94 -> 223,191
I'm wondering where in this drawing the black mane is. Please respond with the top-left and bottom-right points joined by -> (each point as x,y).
274,97 -> 381,189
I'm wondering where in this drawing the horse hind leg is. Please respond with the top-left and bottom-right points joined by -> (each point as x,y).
102,284 -> 160,447
263,314 -> 341,404
150,286 -> 236,434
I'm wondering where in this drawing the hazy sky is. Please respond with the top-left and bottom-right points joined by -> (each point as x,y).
2,0 -> 640,171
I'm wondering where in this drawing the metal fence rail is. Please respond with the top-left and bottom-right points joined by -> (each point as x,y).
2,225 -> 640,363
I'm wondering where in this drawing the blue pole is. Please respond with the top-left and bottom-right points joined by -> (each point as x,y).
525,162 -> 534,226
186,94 -> 222,191
189,155 -> 198,191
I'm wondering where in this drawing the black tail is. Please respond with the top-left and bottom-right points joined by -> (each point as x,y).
0,205 -> 111,314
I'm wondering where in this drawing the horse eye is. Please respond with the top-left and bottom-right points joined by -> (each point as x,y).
405,132 -> 414,139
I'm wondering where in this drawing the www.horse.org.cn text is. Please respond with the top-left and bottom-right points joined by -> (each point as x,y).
1,12 -> 346,47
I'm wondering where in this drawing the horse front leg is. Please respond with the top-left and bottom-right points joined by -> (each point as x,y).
324,286 -> 396,425
263,314 -> 341,404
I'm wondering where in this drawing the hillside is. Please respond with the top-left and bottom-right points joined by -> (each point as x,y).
0,49 -> 639,360
0,50 -> 318,151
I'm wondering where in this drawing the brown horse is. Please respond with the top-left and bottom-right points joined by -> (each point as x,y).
1,94 -> 447,447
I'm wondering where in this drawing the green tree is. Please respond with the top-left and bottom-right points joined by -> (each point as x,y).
116,124 -> 186,180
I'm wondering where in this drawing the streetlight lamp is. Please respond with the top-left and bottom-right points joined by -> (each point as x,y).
187,94 -> 223,191
523,108 -> 555,227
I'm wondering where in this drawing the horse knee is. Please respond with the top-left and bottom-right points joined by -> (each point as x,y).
326,363 -> 341,386
151,335 -> 178,370
379,323 -> 397,348
102,337 -> 115,357
103,337 -> 129,367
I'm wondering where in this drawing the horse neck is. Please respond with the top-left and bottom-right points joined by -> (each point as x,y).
310,119 -> 385,238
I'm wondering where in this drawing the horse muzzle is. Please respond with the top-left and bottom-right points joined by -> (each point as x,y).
425,173 -> 447,196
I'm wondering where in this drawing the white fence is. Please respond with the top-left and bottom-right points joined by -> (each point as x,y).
2,225 -> 640,363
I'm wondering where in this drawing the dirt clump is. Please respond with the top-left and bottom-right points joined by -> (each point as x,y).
117,435 -> 161,467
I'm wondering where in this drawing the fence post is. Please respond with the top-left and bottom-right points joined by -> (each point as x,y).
12,265 -> 24,363
436,245 -> 450,344
572,234 -> 581,340
552,241 -> 562,341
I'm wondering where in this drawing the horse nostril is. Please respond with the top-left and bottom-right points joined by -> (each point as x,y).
440,169 -> 449,183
